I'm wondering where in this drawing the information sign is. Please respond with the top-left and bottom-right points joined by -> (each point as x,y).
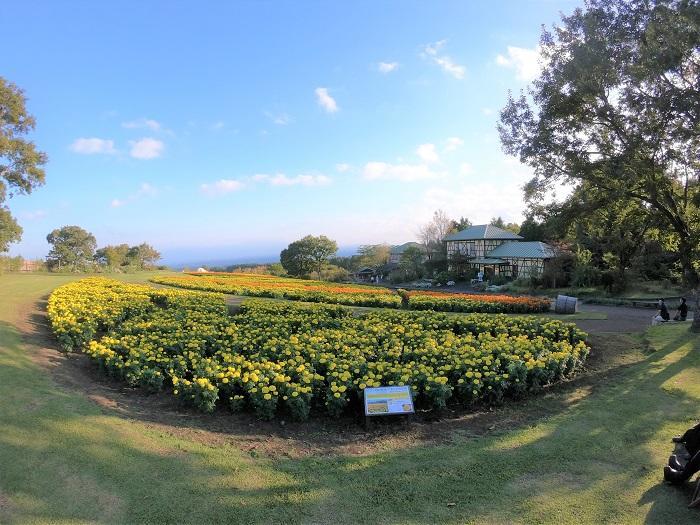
363,386 -> 414,416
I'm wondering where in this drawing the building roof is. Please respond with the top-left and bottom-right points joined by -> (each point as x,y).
487,241 -> 556,259
443,224 -> 523,242
390,242 -> 424,255
471,257 -> 508,265
355,267 -> 376,274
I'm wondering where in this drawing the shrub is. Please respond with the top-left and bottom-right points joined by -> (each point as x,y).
48,279 -> 589,421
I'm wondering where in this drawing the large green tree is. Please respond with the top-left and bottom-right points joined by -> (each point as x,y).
0,77 -> 47,251
94,243 -> 130,268
499,0 -> 700,287
46,226 -> 97,272
280,235 -> 338,279
126,243 -> 161,269
0,207 -> 22,252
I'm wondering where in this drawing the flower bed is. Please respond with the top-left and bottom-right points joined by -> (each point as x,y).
403,290 -> 551,313
150,273 -> 551,313
150,273 -> 402,308
48,278 -> 589,421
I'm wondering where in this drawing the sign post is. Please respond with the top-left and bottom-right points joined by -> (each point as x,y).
363,385 -> 414,428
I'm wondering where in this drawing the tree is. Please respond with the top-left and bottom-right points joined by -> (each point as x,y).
357,244 -> 391,268
0,207 -> 22,252
449,216 -> 472,233
126,243 -> 161,269
280,235 -> 338,279
0,77 -> 47,252
419,209 -> 453,260
95,244 -> 130,268
400,246 -> 426,277
499,0 -> 700,287
46,226 -> 96,272
489,216 -> 520,234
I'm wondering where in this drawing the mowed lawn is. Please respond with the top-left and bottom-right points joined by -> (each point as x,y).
0,273 -> 699,524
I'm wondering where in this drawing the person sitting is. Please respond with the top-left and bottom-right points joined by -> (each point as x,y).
674,297 -> 688,321
653,299 -> 671,325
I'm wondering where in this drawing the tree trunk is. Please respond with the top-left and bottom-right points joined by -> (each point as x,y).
691,288 -> 700,333
678,239 -> 699,289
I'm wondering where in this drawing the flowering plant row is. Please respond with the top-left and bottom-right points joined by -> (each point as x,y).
150,274 -> 402,308
150,273 -> 551,314
48,278 -> 588,421
401,290 -> 552,314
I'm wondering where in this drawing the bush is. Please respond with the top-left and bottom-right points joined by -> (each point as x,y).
48,279 -> 589,420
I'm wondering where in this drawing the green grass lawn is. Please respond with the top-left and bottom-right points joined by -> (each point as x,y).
0,273 -> 698,523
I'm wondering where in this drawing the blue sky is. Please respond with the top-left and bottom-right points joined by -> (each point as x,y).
3,0 -> 580,265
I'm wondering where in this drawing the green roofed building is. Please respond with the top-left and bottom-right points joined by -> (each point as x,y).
443,224 -> 556,278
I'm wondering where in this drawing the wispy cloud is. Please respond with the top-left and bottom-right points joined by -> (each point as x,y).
122,118 -> 161,131
253,173 -> 331,186
421,40 -> 465,79
70,137 -> 116,155
210,121 -> 225,131
111,183 -> 158,207
335,163 -> 351,173
21,210 -> 47,220
362,162 -> 442,182
496,46 -> 541,81
264,111 -> 292,125
200,179 -> 245,196
315,87 -> 339,113
444,137 -> 464,152
377,61 -> 399,73
200,172 -> 331,196
129,138 -> 164,159
416,143 -> 439,163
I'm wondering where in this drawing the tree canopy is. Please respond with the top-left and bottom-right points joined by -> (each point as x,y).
280,235 -> 338,278
0,77 -> 47,252
499,0 -> 700,285
46,226 -> 97,272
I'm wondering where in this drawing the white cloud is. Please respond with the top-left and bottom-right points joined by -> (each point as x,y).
335,163 -> 351,173
362,162 -> 441,182
377,61 -> 399,73
421,40 -> 465,79
496,46 -> 541,82
211,121 -> 225,130
482,107 -> 494,116
459,162 -> 473,175
122,118 -> 161,131
70,137 -> 116,155
111,182 -> 159,207
444,137 -> 464,152
416,143 -> 440,163
315,87 -> 339,113
254,173 -> 331,186
129,138 -> 164,159
264,111 -> 292,125
200,179 -> 245,196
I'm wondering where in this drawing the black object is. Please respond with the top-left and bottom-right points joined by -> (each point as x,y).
664,451 -> 700,484
674,422 -> 700,456
665,423 -> 700,485
659,299 -> 670,321
675,298 -> 688,321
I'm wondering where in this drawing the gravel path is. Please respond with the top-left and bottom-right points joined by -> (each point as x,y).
576,303 -> 694,334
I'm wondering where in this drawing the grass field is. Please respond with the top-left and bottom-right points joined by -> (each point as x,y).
1,272 -> 698,523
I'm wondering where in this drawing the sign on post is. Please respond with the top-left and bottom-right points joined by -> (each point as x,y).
364,385 -> 414,416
